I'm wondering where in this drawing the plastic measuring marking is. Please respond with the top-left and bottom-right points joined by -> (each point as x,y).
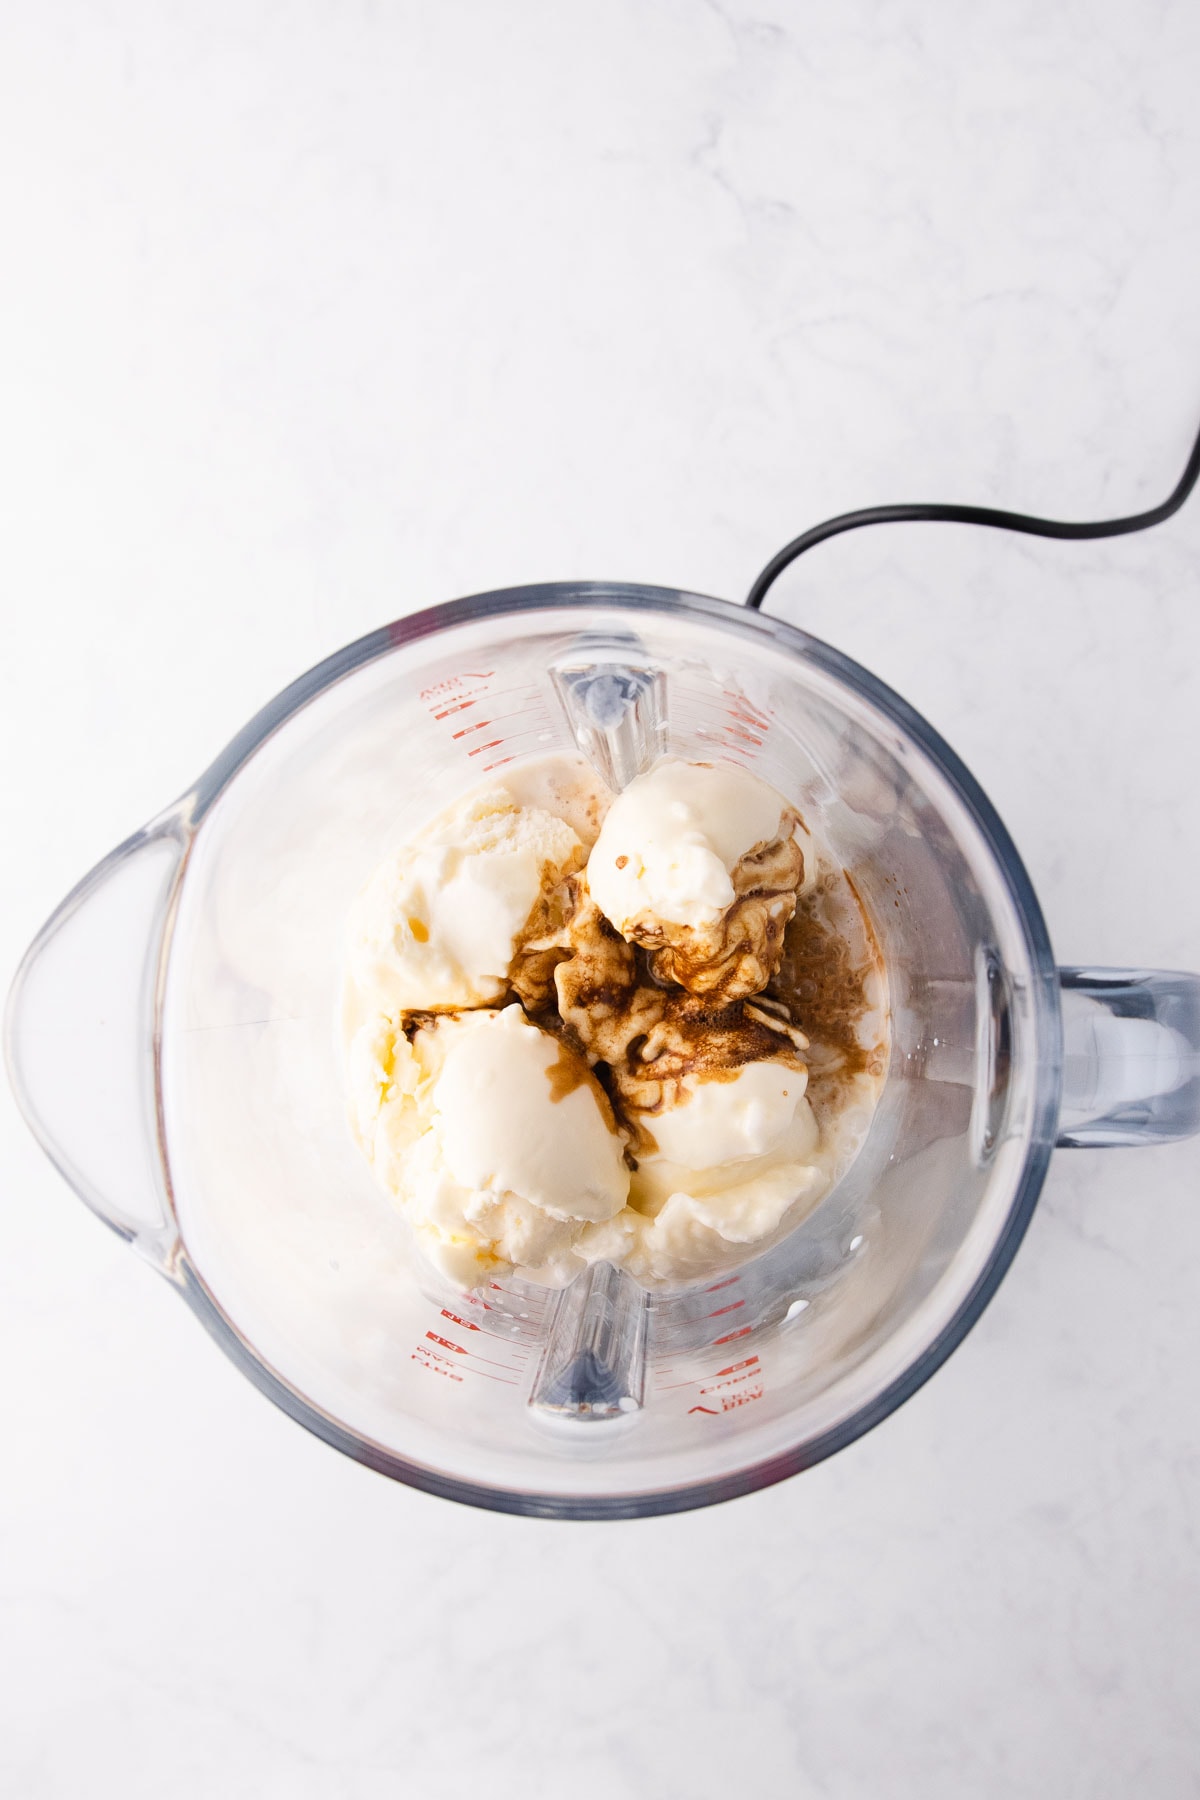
666,674 -> 776,768
406,1277 -> 552,1393
411,1325 -> 532,1388
652,1351 -> 766,1414
721,688 -> 770,748
420,669 -> 558,775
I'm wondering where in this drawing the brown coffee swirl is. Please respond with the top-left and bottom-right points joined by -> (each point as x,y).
623,821 -> 805,1000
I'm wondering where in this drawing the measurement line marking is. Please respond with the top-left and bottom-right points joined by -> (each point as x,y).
477,724 -> 548,741
451,706 -> 539,738
658,1355 -> 761,1394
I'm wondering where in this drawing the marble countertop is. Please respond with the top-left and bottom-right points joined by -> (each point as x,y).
3,4 -> 1199,1795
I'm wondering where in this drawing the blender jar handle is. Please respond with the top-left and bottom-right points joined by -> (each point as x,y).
1056,967 -> 1200,1148
4,816 -> 187,1264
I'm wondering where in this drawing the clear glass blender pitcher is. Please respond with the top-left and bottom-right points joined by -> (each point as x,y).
7,584 -> 1200,1519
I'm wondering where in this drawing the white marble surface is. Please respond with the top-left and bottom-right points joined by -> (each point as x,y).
3,3 -> 1200,1795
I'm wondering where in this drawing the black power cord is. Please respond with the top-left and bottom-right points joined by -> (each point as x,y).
744,413 -> 1200,612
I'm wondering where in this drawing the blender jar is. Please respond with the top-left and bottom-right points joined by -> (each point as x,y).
7,584 -> 1200,1518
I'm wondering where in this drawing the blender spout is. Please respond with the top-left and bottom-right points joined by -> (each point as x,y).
529,1260 -> 647,1420
550,635 -> 667,791
3,814 -> 187,1268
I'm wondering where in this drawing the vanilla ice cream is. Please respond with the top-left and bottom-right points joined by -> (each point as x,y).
640,1058 -> 810,1168
586,758 -> 815,999
601,1010 -> 827,1283
584,1102 -> 829,1285
347,1004 -> 630,1285
342,788 -> 583,1028
340,753 -> 885,1292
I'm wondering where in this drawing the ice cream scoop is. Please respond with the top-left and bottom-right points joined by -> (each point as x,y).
585,758 -> 814,999
583,1103 -> 829,1285
342,787 -> 583,1025
525,879 -> 827,1279
612,1056 -> 826,1282
346,1004 -> 630,1285
640,1058 -> 810,1168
